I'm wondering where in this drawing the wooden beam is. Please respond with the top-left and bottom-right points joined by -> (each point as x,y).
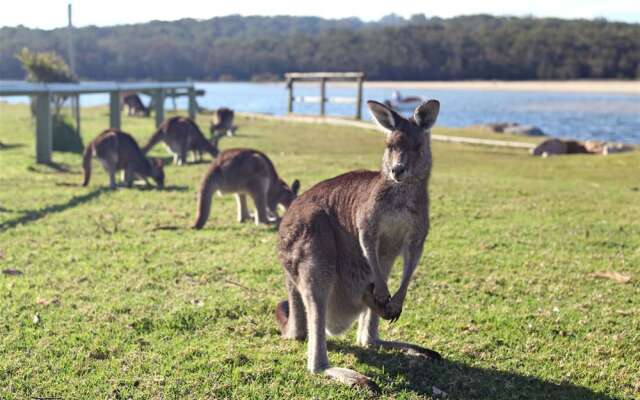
320,78 -> 326,116
153,89 -> 165,127
35,93 -> 52,164
284,72 -> 364,81
109,91 -> 120,129
287,80 -> 294,114
188,87 -> 197,120
356,77 -> 363,120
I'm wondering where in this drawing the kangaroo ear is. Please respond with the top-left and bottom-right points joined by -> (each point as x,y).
367,100 -> 402,132
291,179 -> 300,196
414,100 -> 440,131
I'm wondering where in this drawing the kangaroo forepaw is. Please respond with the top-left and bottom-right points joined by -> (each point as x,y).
324,367 -> 380,394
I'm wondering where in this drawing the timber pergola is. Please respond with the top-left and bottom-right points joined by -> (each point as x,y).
0,80 -> 198,164
284,72 -> 364,120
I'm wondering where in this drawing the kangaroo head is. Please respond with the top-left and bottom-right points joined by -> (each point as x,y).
269,179 -> 300,211
149,158 -> 165,189
368,99 -> 440,184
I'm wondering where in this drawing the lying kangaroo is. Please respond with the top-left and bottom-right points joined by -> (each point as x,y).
193,148 -> 300,229
122,93 -> 150,117
142,116 -> 219,165
275,100 -> 441,391
83,129 -> 164,190
210,107 -> 237,137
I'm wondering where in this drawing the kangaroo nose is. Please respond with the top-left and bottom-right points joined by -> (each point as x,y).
392,164 -> 405,177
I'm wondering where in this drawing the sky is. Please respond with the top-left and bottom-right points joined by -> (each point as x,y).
2,0 -> 639,29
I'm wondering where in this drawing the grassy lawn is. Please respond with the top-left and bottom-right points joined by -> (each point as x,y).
0,103 -> 638,399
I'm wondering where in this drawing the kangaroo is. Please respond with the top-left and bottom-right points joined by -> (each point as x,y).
210,107 -> 237,137
122,93 -> 150,117
193,148 -> 300,229
83,129 -> 165,190
275,100 -> 441,392
141,116 -> 219,165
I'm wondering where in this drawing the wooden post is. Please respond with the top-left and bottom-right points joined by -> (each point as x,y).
74,94 -> 81,137
188,86 -> 197,120
320,78 -> 326,116
35,92 -> 52,164
287,79 -> 294,114
153,89 -> 164,127
356,76 -> 363,120
109,91 -> 120,129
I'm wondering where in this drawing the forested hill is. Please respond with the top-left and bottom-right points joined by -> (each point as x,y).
1,14 -> 639,81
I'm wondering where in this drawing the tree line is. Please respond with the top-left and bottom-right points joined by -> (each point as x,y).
1,14 -> 639,81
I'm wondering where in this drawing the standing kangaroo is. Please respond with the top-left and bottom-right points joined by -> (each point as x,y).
275,100 -> 441,391
142,116 -> 219,165
193,149 -> 300,229
210,107 -> 237,137
83,129 -> 165,190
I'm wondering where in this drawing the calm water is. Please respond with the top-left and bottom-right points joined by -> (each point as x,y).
5,82 -> 640,143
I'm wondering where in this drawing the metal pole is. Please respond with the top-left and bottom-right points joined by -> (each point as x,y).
67,3 -> 76,74
320,78 -> 326,116
153,89 -> 165,127
287,79 -> 294,114
109,91 -> 121,129
356,76 -> 363,120
36,92 -> 52,164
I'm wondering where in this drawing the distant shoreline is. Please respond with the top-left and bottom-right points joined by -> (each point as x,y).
319,80 -> 640,94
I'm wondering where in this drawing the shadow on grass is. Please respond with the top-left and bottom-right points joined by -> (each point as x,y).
131,185 -> 189,192
331,342 -> 616,399
0,142 -> 25,150
0,188 -> 107,232
27,161 -> 75,174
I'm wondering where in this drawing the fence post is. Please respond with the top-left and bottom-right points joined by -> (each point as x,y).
153,89 -> 165,127
188,86 -> 197,120
35,92 -> 52,164
356,76 -> 363,120
287,79 -> 294,114
109,91 -> 121,129
320,78 -> 326,116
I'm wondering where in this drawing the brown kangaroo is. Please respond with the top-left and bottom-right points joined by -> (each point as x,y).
275,100 -> 441,392
141,116 -> 219,165
122,93 -> 150,117
193,148 -> 300,229
83,129 -> 164,190
210,107 -> 237,137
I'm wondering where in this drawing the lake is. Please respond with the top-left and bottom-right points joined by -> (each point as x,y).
5,82 -> 640,144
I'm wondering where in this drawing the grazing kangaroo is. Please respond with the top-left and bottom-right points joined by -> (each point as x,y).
83,129 -> 165,190
193,149 -> 300,229
122,93 -> 150,117
275,100 -> 441,391
141,116 -> 219,165
210,107 -> 237,137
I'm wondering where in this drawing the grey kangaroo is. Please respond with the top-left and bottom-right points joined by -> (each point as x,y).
83,129 -> 164,190
193,149 -> 300,229
275,100 -> 441,391
142,116 -> 219,165
210,107 -> 237,137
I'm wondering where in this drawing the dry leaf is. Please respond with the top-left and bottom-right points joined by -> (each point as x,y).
591,271 -> 631,284
2,269 -> 23,276
36,297 -> 60,306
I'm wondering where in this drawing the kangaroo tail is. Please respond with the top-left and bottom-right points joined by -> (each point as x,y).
82,144 -> 93,186
193,168 -> 219,229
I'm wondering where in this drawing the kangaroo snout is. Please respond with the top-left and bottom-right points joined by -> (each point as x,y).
391,164 -> 406,180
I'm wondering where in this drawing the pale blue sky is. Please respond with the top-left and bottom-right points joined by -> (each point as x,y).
2,0 -> 639,29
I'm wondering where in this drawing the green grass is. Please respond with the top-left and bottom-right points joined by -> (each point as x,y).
0,103 -> 638,399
